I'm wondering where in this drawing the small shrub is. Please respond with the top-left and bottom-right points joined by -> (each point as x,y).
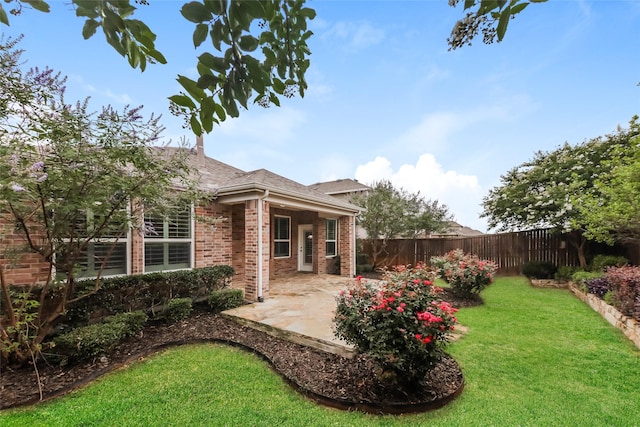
590,255 -> 629,272
208,289 -> 244,313
159,298 -> 193,323
585,277 -> 613,299
555,266 -> 582,282
521,261 -> 557,279
430,249 -> 498,298
572,271 -> 604,284
602,266 -> 640,317
334,272 -> 458,388
53,310 -> 147,361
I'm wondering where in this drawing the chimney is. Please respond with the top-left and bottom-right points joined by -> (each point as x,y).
196,134 -> 205,167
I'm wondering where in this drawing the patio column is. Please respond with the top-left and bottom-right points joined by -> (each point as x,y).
244,198 -> 270,302
339,215 -> 355,277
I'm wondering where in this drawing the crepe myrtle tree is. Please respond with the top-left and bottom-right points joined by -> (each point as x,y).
576,116 -> 640,245
0,0 -> 546,135
0,39 -> 205,368
352,180 -> 452,268
481,117 -> 639,267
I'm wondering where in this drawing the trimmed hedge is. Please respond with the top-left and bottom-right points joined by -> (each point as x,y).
53,311 -> 147,362
208,288 -> 244,313
158,298 -> 193,323
522,261 -> 557,279
65,265 -> 234,325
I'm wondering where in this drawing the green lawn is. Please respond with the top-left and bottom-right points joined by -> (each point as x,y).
2,277 -> 639,426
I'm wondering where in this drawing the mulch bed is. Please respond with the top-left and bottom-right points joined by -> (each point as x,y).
2,290 -> 478,414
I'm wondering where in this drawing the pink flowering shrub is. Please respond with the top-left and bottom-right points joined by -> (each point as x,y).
333,268 -> 458,387
430,249 -> 498,298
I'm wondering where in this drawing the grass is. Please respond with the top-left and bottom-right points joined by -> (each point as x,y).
2,277 -> 639,426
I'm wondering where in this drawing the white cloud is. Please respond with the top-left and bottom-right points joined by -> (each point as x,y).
322,21 -> 385,51
355,154 -> 487,232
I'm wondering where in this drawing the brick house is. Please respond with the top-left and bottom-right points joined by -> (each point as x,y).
1,140 -> 361,302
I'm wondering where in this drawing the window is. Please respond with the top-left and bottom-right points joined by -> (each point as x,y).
144,206 -> 192,272
274,216 -> 290,258
66,208 -> 129,278
325,219 -> 337,257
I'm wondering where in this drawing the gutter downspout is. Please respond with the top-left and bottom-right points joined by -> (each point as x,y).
352,214 -> 357,277
257,189 -> 269,302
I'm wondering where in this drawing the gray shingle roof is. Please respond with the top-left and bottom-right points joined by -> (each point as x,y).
308,178 -> 370,195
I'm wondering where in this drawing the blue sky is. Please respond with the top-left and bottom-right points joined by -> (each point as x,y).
4,0 -> 639,232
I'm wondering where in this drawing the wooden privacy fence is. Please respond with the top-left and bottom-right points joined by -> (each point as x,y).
361,229 -> 637,276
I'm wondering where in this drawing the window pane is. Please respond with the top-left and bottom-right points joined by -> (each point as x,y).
77,242 -> 127,277
144,214 -> 165,238
326,219 -> 336,240
168,243 -> 190,266
145,243 -> 165,266
274,241 -> 289,258
167,210 -> 191,238
326,241 -> 336,257
274,217 -> 290,240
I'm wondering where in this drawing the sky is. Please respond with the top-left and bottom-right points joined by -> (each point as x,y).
4,0 -> 639,233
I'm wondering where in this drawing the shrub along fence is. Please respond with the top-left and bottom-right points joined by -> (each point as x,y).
361,229 -> 637,275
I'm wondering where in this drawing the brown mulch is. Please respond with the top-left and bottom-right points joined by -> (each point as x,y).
1,296 -> 475,414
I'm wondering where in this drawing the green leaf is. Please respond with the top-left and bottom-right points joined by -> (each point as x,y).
229,0 -> 251,30
198,52 -> 228,73
496,6 -> 511,41
204,0 -> 226,15
478,0 -> 499,15
197,74 -> 220,89
82,19 -> 100,39
127,40 -> 140,69
141,46 -> 167,64
463,0 -> 476,10
214,103 -> 226,122
177,75 -> 206,102
299,7 -> 316,19
269,92 -> 280,107
200,96 -> 216,132
237,35 -> 258,52
181,1 -> 213,23
272,78 -> 285,95
510,2 -> 529,14
24,0 -> 50,13
74,2 -> 99,19
193,23 -> 208,47
169,94 -> 197,109
0,6 -> 8,26
190,114 -> 203,136
210,20 -> 225,51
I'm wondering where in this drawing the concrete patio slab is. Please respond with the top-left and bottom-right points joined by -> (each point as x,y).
222,274 -> 358,358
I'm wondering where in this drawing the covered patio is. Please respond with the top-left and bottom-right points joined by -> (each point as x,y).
222,273 -> 358,357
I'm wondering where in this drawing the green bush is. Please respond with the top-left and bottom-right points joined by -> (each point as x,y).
53,310 -> 147,361
555,266 -> 582,282
334,273 -> 458,388
590,255 -> 629,272
430,249 -> 498,298
65,265 -> 234,325
571,271 -> 603,284
208,289 -> 244,313
159,298 -> 193,323
521,261 -> 558,279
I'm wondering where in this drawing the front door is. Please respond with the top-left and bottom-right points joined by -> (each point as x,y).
298,224 -> 313,272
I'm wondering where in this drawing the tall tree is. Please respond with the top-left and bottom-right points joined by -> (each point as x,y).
577,116 -> 640,245
481,117 -> 639,266
0,39 -> 202,367
352,180 -> 452,267
0,0 -> 546,134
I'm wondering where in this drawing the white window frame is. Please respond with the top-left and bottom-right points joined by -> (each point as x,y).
273,215 -> 291,258
325,218 -> 338,257
143,204 -> 194,273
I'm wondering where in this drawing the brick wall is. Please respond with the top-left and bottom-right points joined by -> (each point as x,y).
0,214 -> 50,285
339,215 -> 355,277
194,203 -> 233,267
